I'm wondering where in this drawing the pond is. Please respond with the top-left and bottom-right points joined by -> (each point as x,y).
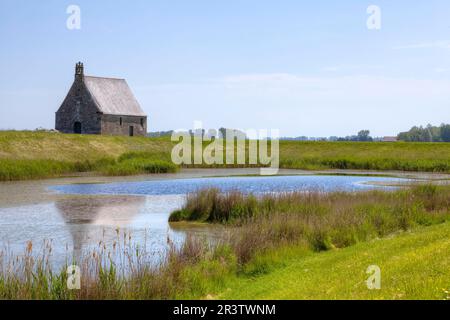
49,174 -> 403,196
0,174 -> 408,270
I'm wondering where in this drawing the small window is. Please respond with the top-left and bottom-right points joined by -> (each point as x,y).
119,117 -> 123,126
140,118 -> 144,127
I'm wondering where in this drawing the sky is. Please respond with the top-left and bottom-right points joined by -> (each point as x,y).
0,0 -> 449,137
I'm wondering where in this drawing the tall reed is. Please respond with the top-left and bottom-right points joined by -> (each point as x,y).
1,185 -> 449,299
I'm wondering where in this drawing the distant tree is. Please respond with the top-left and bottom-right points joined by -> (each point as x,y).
409,126 -> 422,141
397,131 -> 409,141
441,124 -> 450,142
423,128 -> 433,142
219,127 -> 226,139
427,124 -> 441,142
357,130 -> 372,142
397,123 -> 450,142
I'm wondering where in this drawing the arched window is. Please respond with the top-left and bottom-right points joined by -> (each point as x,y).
119,117 -> 123,126
140,118 -> 144,127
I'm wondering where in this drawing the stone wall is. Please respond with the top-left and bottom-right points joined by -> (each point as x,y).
55,79 -> 102,134
101,114 -> 147,136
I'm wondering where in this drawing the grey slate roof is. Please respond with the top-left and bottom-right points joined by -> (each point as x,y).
84,76 -> 146,116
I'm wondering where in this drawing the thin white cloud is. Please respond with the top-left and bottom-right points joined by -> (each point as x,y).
321,65 -> 384,72
434,67 -> 450,73
393,40 -> 450,50
218,73 -> 450,98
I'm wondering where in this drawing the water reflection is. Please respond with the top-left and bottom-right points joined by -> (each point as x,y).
56,195 -> 146,226
0,194 -> 190,269
55,196 -> 146,261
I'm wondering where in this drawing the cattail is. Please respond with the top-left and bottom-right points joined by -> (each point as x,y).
26,241 -> 33,254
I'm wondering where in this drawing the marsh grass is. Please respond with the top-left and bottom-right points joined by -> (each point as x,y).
100,151 -> 178,176
0,158 -> 116,181
0,231 -> 235,300
0,153 -> 177,181
1,185 -> 448,299
171,185 -> 450,264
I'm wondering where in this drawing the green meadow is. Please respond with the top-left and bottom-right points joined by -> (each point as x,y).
279,140 -> 450,171
0,131 -> 449,181
219,221 -> 450,300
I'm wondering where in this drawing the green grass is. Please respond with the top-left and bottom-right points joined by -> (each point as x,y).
279,140 -> 450,172
0,131 -> 175,180
100,151 -> 177,176
0,131 -> 449,181
167,185 -> 449,300
0,185 -> 448,299
1,224 -> 448,300
219,222 -> 450,300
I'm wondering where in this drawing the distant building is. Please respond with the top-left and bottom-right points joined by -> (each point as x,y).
56,62 -> 147,136
382,136 -> 398,142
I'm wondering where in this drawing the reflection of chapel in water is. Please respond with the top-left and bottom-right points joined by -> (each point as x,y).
54,196 -> 146,260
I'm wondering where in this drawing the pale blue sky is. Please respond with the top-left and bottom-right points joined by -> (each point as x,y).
1,0 -> 449,136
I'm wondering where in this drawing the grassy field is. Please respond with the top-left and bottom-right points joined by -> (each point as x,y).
0,185 -> 448,299
0,131 -> 449,181
279,140 -> 450,172
0,131 -> 176,180
219,222 -> 450,300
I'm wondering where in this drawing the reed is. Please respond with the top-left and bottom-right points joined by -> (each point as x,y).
171,185 -> 450,264
1,185 -> 447,299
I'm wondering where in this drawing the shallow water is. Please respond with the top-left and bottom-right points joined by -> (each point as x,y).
0,174 -> 407,270
50,174 -> 403,196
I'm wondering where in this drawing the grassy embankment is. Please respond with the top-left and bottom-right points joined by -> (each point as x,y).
1,185 -> 449,299
220,221 -> 450,300
0,131 -> 176,180
0,131 -> 449,181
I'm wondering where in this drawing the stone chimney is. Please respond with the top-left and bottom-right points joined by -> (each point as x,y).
75,62 -> 84,81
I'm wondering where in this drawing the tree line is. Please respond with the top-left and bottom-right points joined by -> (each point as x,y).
148,124 -> 450,143
397,124 -> 450,142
